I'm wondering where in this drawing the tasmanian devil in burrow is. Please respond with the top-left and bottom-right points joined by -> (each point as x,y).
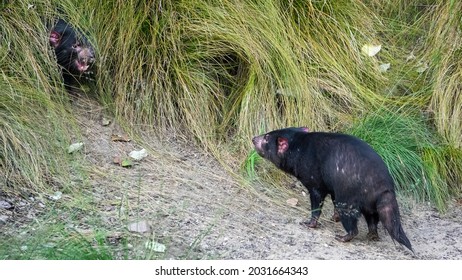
49,18 -> 95,90
252,127 -> 413,252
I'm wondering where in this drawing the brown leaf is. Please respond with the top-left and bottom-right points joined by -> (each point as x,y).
111,133 -> 131,142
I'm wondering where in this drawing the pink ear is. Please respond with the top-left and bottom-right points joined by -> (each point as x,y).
49,31 -> 61,48
277,137 -> 289,155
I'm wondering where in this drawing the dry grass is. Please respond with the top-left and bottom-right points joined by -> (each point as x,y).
425,1 -> 462,148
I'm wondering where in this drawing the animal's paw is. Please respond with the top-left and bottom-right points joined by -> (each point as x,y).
300,218 -> 318,228
335,229 -> 358,242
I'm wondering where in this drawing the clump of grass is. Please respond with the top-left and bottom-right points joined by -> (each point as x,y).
85,0 -> 393,156
0,80 -> 68,194
0,2 -> 77,196
243,150 -> 261,180
83,0 -> 462,210
424,1 -> 462,148
421,145 -> 462,198
0,2 -> 63,91
0,223 -> 113,260
371,1 -> 462,148
347,109 -> 451,211
359,1 -> 462,207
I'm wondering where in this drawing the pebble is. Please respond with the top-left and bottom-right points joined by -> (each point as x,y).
0,215 -> 9,224
0,200 -> 13,209
127,220 -> 151,233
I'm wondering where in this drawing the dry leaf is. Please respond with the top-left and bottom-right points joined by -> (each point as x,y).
379,63 -> 391,72
145,240 -> 166,252
406,52 -> 416,61
68,142 -> 84,154
416,61 -> 428,73
286,198 -> 298,207
102,117 -> 111,126
111,133 -> 131,142
129,149 -> 148,161
361,44 -> 381,57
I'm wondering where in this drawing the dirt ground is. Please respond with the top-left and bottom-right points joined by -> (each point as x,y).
2,98 -> 462,259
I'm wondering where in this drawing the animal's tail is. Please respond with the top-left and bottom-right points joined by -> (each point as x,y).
377,191 -> 414,253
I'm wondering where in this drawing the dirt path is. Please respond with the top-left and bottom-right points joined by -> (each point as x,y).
3,98 -> 462,259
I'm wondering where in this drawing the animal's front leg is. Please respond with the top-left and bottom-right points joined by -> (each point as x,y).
301,188 -> 327,228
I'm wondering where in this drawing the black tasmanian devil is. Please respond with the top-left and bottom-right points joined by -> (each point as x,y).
252,127 -> 413,252
49,18 -> 95,89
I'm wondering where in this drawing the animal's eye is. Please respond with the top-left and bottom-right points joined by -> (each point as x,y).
72,43 -> 80,49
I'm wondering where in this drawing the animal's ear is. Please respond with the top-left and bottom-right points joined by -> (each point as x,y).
299,127 -> 309,133
277,137 -> 289,155
49,31 -> 61,48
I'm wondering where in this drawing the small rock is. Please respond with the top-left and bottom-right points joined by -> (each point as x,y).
27,211 -> 36,219
0,215 -> 9,224
128,220 -> 151,233
43,243 -> 56,248
0,200 -> 13,210
113,156 -> 122,165
145,240 -> 166,252
68,142 -> 84,154
50,191 -> 62,201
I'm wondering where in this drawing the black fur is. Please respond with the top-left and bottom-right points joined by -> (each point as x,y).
252,127 -> 413,252
49,19 -> 95,89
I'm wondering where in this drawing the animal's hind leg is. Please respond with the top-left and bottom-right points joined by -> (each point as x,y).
330,193 -> 340,222
335,202 -> 360,242
363,212 -> 380,241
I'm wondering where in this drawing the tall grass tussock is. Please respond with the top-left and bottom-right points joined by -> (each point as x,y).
1,4 -> 76,195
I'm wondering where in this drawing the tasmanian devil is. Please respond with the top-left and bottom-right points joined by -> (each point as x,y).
49,18 -> 95,90
252,127 -> 413,252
